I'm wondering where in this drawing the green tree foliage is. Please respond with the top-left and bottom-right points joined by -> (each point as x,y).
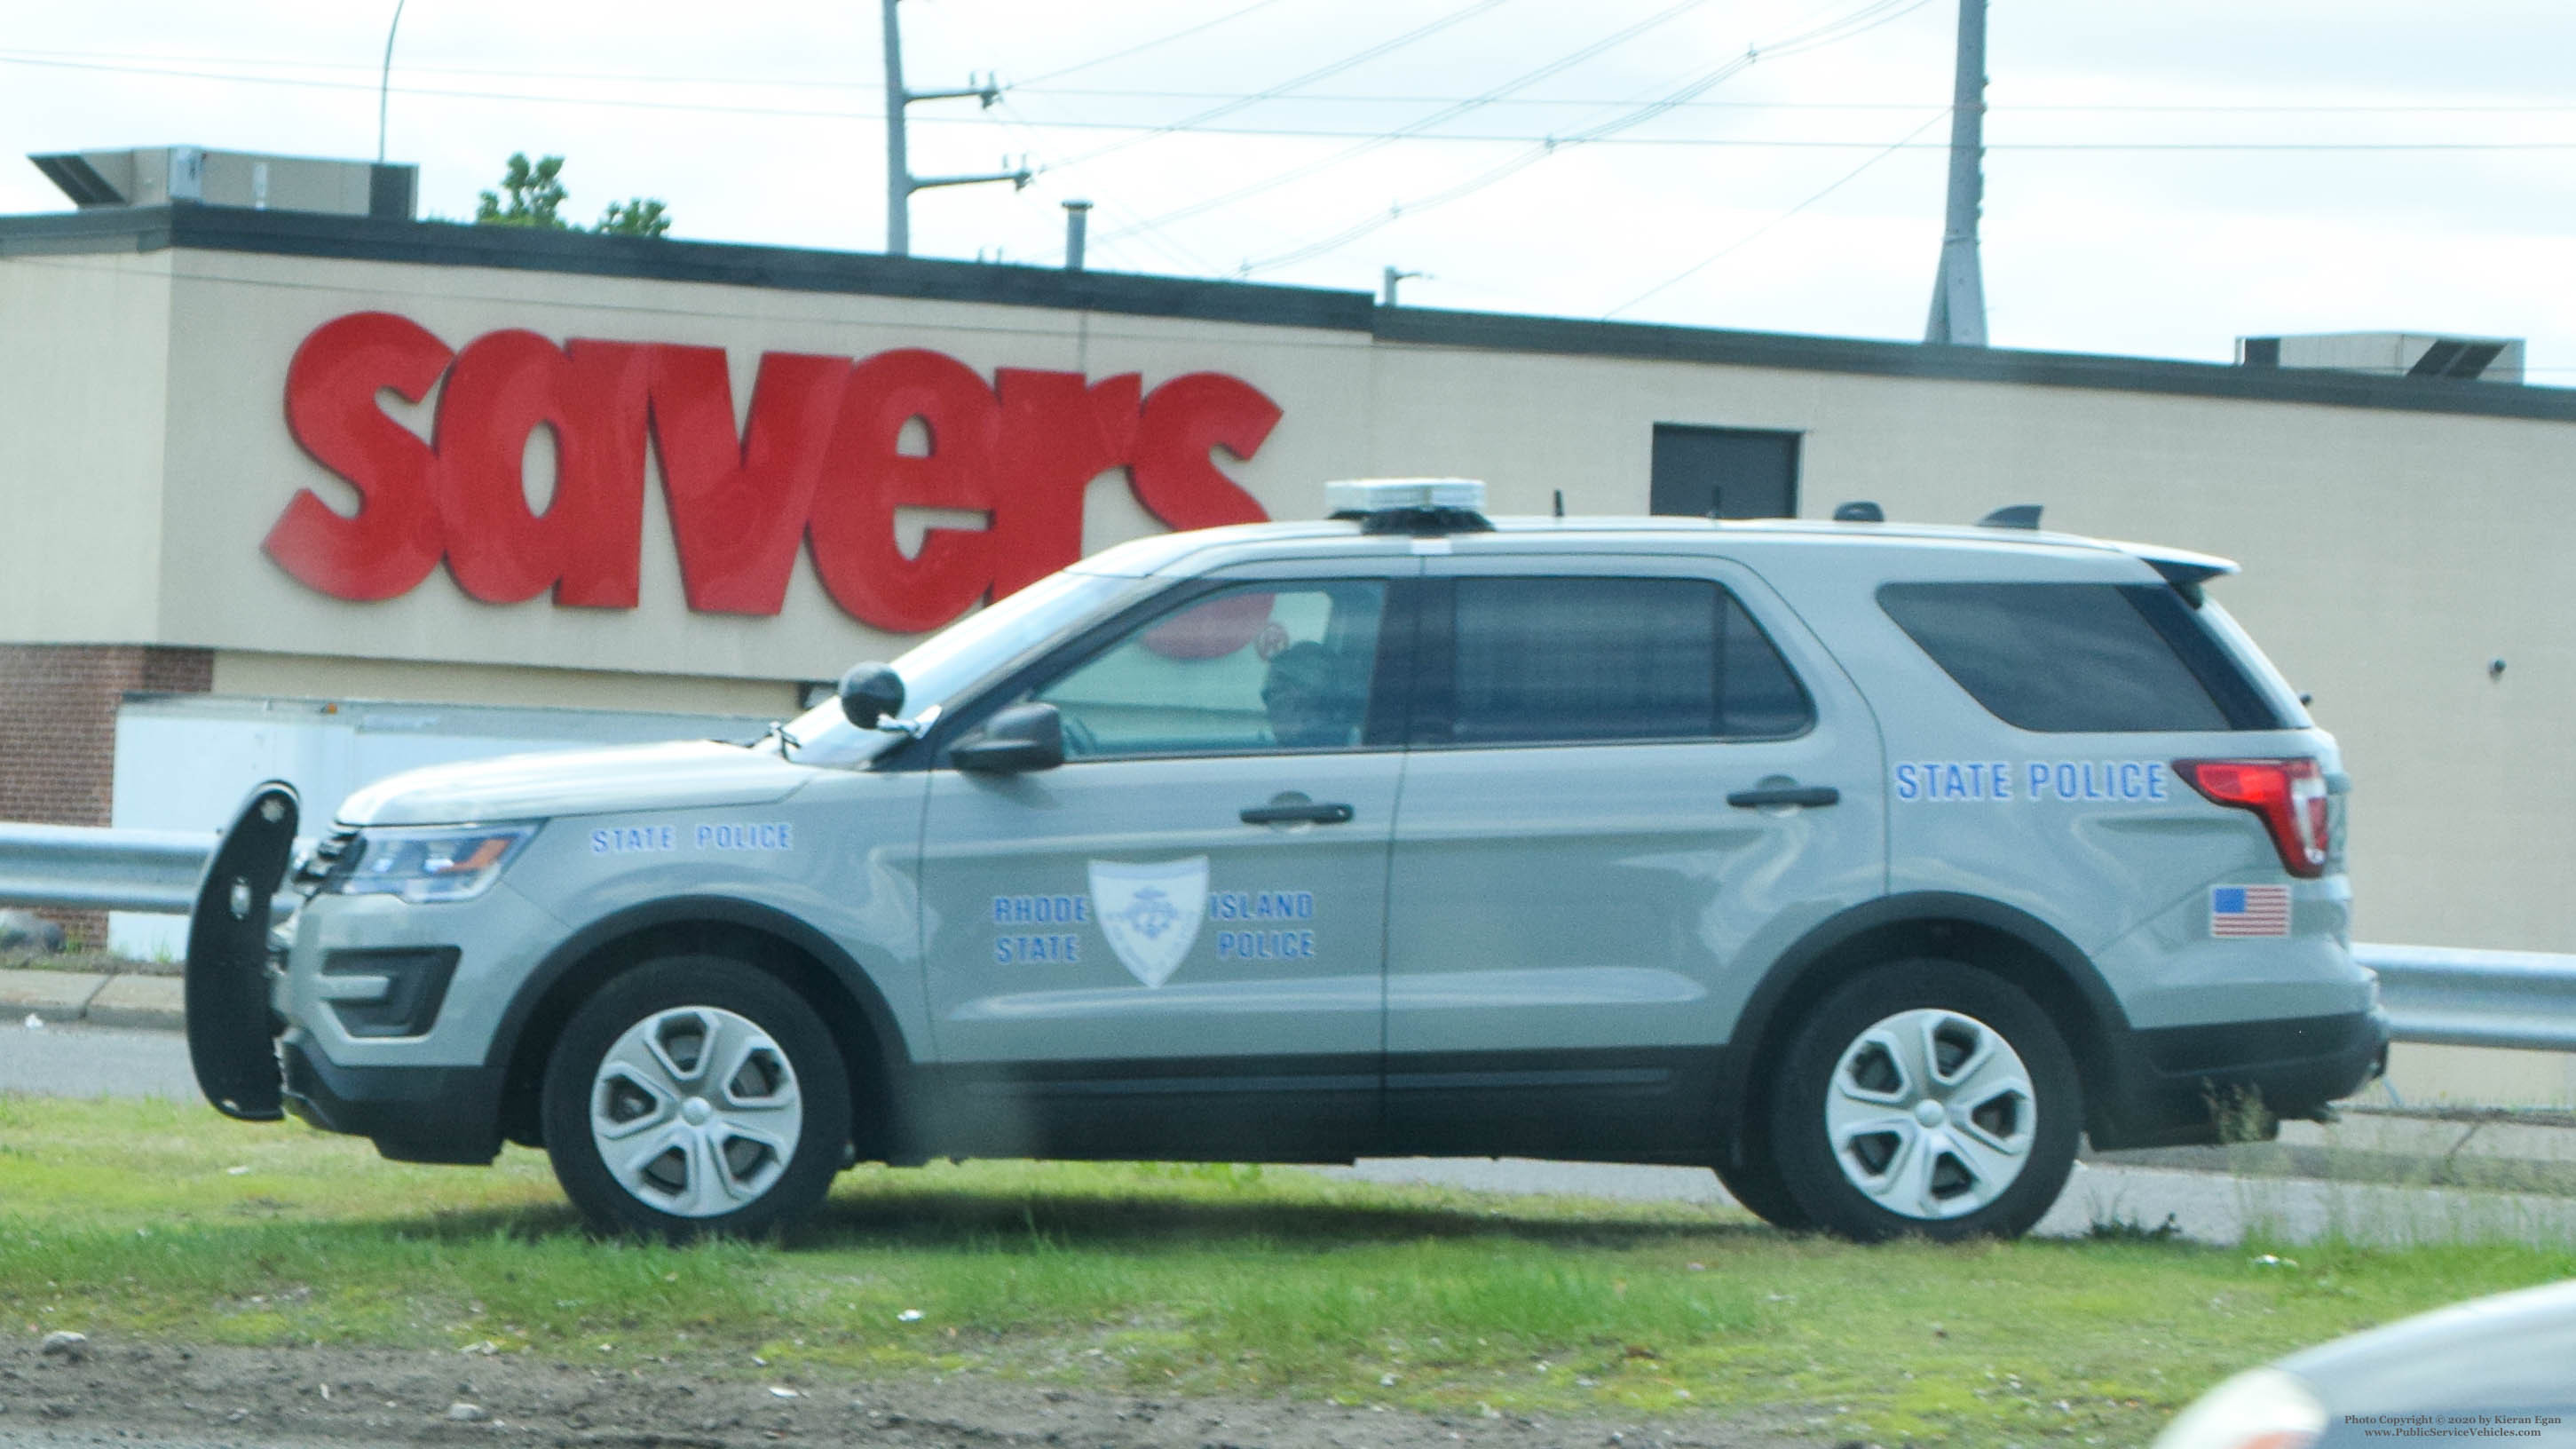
472,153 -> 673,238
474,153 -> 568,228
595,198 -> 672,238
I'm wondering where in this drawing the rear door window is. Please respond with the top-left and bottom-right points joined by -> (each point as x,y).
1878,582 -> 2286,732
1418,576 -> 1813,746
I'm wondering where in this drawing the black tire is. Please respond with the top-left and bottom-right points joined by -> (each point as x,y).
1714,1119 -> 1811,1231
541,958 -> 852,1240
1766,959 -> 2080,1242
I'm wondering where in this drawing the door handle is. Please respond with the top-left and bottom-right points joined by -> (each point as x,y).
1241,801 -> 1355,826
1727,785 -> 1840,810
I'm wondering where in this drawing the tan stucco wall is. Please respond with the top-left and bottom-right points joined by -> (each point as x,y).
0,249 -> 173,641
1363,343 -> 2576,951
5,241 -> 2570,957
209,650 -> 803,717
148,248 -> 1374,685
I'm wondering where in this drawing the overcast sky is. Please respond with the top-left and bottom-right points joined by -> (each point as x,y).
4,0 -> 2571,376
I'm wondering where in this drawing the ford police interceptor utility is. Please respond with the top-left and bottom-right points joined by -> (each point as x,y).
182,479 -> 2386,1241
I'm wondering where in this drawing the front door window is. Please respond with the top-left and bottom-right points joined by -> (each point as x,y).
1031,582 -> 1388,759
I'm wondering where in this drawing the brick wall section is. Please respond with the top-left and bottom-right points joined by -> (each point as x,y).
0,644 -> 215,943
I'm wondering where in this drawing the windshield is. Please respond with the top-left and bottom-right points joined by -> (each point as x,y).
778,569 -> 1152,766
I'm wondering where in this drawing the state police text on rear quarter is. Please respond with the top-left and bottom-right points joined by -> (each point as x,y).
1891,760 -> 2171,803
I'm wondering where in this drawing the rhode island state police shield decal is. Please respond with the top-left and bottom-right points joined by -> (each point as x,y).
1087,856 -> 1208,988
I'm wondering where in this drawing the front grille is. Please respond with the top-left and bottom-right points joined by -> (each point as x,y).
294,826 -> 364,894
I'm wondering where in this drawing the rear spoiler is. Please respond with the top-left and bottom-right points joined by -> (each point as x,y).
2105,541 -> 2237,605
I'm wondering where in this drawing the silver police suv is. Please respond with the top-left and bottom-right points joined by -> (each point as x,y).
183,479 -> 2385,1241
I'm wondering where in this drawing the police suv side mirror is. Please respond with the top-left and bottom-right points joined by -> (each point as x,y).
951,702 -> 1064,774
838,662 -> 905,730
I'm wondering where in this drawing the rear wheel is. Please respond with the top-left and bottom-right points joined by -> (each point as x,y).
1766,960 -> 2079,1242
541,959 -> 850,1240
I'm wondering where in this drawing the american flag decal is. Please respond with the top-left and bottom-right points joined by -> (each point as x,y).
2210,884 -> 2292,938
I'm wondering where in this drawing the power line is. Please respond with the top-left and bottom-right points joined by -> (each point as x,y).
1239,0 -> 1938,274
4,51 -> 2565,153
1033,0 -> 1515,174
0,51 -> 887,118
12,44 -> 2576,116
1013,88 -> 2576,115
1112,0 -> 1922,254
1607,107 -> 1949,317
976,118 -> 2576,151
1098,0 -> 1723,242
20,42 -> 2576,118
1010,0 -> 1292,88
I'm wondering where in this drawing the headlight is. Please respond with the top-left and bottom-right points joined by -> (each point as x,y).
330,824 -> 537,903
2152,1367 -> 2327,1449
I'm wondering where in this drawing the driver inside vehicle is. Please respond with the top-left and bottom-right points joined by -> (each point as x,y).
1260,640 -> 1362,748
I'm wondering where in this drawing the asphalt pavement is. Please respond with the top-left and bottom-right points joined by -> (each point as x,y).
1317,1152 -> 2576,1247
3,1018 -> 201,1100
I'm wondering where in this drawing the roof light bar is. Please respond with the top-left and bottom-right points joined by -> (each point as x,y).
1324,478 -> 1487,515
1324,477 -> 1494,535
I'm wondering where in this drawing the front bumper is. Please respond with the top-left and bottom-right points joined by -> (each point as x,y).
2090,1006 -> 2390,1150
279,1029 -> 506,1165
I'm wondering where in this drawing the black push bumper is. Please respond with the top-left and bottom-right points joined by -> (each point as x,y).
279,1031 -> 506,1165
2090,1007 -> 2390,1150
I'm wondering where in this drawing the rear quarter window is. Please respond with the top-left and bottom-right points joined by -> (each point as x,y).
1877,582 -> 2287,733
1428,576 -> 1814,746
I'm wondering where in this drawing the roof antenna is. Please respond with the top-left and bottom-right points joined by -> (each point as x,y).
1553,489 -> 1564,519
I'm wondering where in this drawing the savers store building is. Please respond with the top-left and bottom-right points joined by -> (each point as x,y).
1,196 -> 2572,1102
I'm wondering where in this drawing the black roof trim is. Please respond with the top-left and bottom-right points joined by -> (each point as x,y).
1373,307 -> 2576,424
4,204 -> 2570,424
0,204 -> 1375,333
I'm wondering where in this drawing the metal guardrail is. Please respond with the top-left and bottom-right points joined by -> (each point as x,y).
4,823 -> 2574,1051
2356,943 -> 2576,1053
0,822 -> 219,914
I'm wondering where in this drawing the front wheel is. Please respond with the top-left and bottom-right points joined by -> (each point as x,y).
541,959 -> 851,1240
1713,1119 -> 1810,1231
1766,960 -> 2080,1242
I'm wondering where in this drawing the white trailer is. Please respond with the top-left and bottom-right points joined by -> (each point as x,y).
109,693 -> 768,957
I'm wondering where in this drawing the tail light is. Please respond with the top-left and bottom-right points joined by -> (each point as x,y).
2175,757 -> 2329,878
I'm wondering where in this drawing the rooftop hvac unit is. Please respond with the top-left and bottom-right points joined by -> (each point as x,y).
2236,331 -> 2524,384
27,146 -> 415,220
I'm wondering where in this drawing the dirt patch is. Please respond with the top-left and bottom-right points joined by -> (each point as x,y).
0,1339 -> 1819,1449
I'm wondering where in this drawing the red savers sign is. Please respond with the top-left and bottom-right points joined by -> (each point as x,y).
264,312 -> 1283,632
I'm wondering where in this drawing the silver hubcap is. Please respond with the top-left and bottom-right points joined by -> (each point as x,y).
589,1006 -> 802,1218
1823,1007 -> 2035,1220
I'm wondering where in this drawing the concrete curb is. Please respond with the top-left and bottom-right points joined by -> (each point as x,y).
87,973 -> 187,1031
0,967 -> 183,1033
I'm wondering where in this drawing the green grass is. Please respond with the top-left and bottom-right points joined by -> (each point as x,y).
5,1094 -> 2573,1445
0,946 -> 167,976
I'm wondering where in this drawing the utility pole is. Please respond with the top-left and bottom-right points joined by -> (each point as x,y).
1924,0 -> 1987,346
881,0 -> 1030,257
376,0 -> 407,164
